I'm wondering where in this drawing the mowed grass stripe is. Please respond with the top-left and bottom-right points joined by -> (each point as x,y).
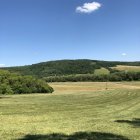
0,82 -> 140,140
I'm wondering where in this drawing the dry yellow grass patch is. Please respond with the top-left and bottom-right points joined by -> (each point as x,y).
112,65 -> 140,72
49,82 -> 140,94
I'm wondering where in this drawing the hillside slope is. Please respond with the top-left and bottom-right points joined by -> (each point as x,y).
1,59 -> 140,77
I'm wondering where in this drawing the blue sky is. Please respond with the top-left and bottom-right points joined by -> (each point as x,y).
0,0 -> 140,66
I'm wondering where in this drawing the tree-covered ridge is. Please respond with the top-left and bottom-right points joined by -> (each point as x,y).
0,70 -> 54,95
2,59 -> 140,78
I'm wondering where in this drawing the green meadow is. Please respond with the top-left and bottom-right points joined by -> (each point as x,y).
94,68 -> 110,75
0,82 -> 140,140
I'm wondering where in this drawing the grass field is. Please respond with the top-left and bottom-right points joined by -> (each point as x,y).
0,82 -> 140,140
94,68 -> 110,75
112,65 -> 140,72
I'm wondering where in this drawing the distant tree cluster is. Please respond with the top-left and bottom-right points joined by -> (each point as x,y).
44,72 -> 140,82
0,70 -> 54,95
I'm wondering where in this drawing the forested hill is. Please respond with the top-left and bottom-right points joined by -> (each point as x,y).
1,59 -> 140,78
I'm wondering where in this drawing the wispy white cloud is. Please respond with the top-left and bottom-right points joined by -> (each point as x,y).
0,64 -> 5,67
122,53 -> 127,56
76,2 -> 101,14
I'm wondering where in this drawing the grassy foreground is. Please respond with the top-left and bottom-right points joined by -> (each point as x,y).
0,82 -> 140,140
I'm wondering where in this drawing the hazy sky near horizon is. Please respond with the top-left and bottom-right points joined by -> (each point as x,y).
0,0 -> 140,66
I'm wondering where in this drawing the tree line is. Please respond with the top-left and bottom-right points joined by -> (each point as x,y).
44,72 -> 140,82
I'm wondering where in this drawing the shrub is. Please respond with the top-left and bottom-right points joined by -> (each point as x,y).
0,70 -> 54,95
